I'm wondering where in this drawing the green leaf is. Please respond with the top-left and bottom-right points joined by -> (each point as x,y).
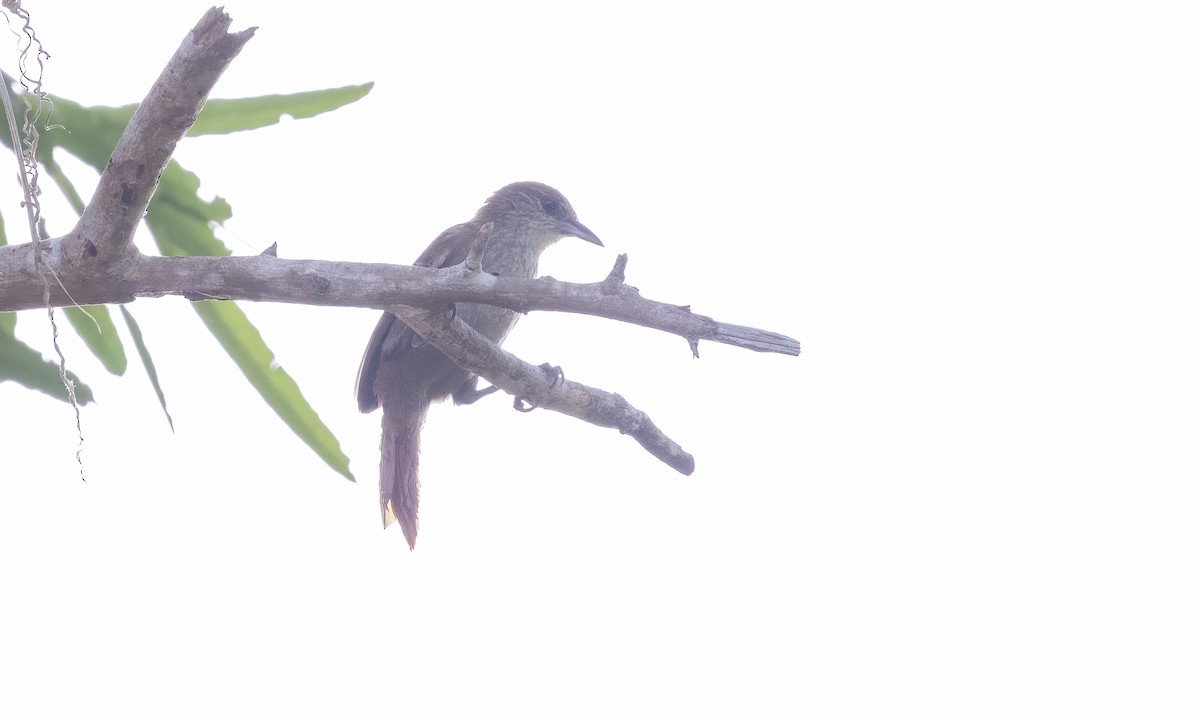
18,82 -> 373,166
187,83 -> 373,136
0,75 -> 130,171
119,305 -> 173,432
0,331 -> 94,404
0,77 -> 363,482
141,173 -> 351,481
0,311 -> 15,335
64,305 -> 127,375
29,95 -> 131,170
192,300 -> 354,482
148,163 -> 233,256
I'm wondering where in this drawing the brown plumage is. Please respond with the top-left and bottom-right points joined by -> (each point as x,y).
355,182 -> 602,549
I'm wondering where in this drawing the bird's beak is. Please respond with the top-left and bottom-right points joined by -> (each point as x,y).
563,219 -> 603,247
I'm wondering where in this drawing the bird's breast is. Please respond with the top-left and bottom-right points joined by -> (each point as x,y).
454,301 -> 520,345
455,239 -> 539,344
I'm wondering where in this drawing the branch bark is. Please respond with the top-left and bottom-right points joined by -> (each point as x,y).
0,250 -> 801,357
0,6 -> 801,476
62,7 -> 255,271
394,304 -> 697,475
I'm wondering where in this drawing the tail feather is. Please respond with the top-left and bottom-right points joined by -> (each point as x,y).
380,402 -> 428,550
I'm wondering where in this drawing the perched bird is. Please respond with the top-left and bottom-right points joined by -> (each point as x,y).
355,182 -> 603,549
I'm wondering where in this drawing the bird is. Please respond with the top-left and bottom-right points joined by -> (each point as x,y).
355,181 -> 603,549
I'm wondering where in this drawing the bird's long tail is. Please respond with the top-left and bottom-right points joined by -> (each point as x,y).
379,399 -> 430,549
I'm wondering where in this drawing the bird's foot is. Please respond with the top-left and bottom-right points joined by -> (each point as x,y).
538,362 -> 565,389
513,363 -> 565,412
453,383 -> 500,406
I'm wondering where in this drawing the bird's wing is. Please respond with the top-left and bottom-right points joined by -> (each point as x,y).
354,311 -> 396,413
354,222 -> 477,413
413,221 -> 476,269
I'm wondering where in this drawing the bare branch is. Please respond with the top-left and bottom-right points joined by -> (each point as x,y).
393,303 -> 696,476
64,7 -> 255,269
0,246 -> 800,357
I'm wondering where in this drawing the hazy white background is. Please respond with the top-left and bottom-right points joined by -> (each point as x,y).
1,1 -> 1197,717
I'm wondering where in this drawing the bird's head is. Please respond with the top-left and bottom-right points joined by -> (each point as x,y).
476,181 -> 603,248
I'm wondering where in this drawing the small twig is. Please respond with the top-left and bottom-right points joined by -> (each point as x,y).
463,222 -> 492,273
601,253 -> 627,293
711,322 -> 803,354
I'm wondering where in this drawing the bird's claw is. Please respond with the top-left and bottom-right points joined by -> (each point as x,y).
512,363 -> 565,412
538,362 -> 565,389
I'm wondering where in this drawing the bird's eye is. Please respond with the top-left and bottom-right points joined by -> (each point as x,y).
540,197 -> 561,216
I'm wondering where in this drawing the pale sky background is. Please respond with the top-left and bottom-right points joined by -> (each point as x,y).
1,1 -> 1197,718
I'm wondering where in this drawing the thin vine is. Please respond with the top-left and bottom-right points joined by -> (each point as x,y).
2,0 -> 84,479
